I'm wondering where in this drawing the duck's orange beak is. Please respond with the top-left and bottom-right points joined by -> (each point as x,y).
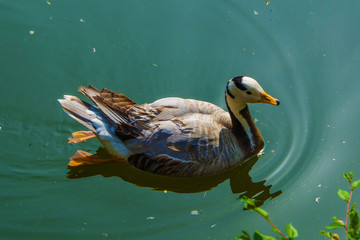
260,92 -> 280,106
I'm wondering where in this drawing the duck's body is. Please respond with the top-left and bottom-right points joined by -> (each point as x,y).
58,76 -> 279,177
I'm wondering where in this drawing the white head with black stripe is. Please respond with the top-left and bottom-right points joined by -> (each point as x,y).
225,76 -> 280,111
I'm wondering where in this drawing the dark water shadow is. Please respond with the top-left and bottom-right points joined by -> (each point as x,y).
66,148 -> 281,206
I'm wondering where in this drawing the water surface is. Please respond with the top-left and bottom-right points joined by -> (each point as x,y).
1,0 -> 360,239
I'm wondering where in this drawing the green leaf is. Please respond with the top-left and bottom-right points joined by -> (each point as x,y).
254,208 -> 269,219
240,196 -> 257,210
319,230 -> 332,238
325,221 -> 345,229
344,173 -> 352,182
350,172 -> 354,180
253,230 -> 276,240
236,231 -> 251,240
285,223 -> 298,238
338,189 -> 350,202
349,204 -> 360,232
271,227 -> 281,234
352,179 -> 360,190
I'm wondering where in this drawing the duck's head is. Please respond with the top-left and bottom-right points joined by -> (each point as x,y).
225,76 -> 280,109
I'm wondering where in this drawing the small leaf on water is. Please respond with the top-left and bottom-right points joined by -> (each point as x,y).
285,223 -> 299,238
253,230 -> 276,240
338,189 -> 350,202
352,179 -> 360,190
325,221 -> 345,229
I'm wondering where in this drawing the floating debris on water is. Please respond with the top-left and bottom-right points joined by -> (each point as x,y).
315,197 -> 320,203
46,0 -> 51,5
317,184 -> 322,188
146,216 -> 155,220
332,158 -> 336,161
163,190 -> 167,193
92,48 -> 96,53
152,64 -> 158,67
191,210 -> 202,216
210,224 -> 217,228
102,233 -> 109,237
265,1 -> 270,5
81,222 -> 87,231
341,140 -> 346,144
29,30 -> 35,35
253,10 -> 259,15
80,18 -> 85,23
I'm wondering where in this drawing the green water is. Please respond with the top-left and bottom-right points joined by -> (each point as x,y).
1,0 -> 360,239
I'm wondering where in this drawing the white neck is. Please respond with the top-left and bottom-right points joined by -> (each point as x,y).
225,94 -> 256,149
225,94 -> 247,113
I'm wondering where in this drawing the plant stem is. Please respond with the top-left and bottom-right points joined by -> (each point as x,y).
345,180 -> 353,240
264,217 -> 289,240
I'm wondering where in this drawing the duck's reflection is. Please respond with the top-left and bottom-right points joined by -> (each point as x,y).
67,148 -> 281,206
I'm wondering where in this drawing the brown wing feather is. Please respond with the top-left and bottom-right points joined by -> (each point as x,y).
78,85 -> 136,124
78,85 -> 147,140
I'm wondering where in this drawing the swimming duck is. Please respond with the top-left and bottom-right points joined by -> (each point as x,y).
58,76 -> 279,177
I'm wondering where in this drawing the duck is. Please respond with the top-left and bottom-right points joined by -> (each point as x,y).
58,76 -> 279,177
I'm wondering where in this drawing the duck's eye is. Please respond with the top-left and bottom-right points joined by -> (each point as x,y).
246,91 -> 252,95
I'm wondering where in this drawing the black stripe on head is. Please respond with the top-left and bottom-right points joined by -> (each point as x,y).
232,76 -> 248,91
226,82 -> 235,98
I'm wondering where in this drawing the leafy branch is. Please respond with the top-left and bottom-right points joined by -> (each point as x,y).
237,196 -> 298,240
321,172 -> 360,240
236,172 -> 360,240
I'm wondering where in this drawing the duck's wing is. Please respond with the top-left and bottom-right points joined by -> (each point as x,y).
126,117 -> 244,177
77,85 -> 136,125
125,98 -> 245,177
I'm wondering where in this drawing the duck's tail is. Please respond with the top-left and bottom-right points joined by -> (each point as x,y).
58,95 -> 97,132
58,86 -> 135,159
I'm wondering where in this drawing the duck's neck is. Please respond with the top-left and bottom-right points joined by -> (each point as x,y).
225,96 -> 264,156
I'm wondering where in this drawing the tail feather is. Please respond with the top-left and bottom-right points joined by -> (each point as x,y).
78,85 -> 134,125
59,85 -> 142,143
58,95 -> 96,132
